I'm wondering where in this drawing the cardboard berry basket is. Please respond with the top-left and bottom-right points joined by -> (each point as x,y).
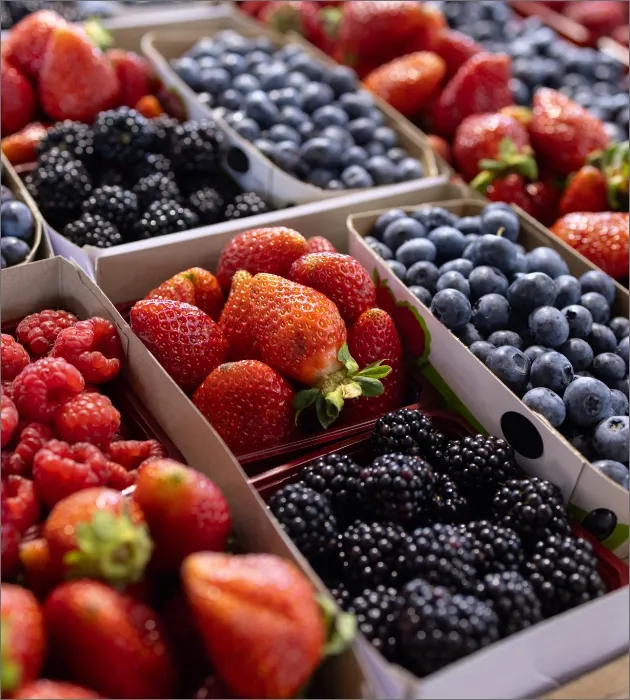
251,429 -> 629,700
0,256 -> 377,699
347,191 -> 630,558
140,5 -> 440,209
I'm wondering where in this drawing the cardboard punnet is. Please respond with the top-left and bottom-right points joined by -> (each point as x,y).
0,257 -> 373,699
348,191 -> 630,557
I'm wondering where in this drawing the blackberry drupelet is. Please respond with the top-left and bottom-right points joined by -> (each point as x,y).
133,153 -> 173,182
492,478 -> 570,540
443,434 -> 522,491
372,408 -> 448,463
63,213 -> 122,249
224,192 -> 270,221
150,114 -> 180,159
396,579 -> 500,677
363,453 -> 436,524
36,121 -> 95,164
337,521 -> 406,590
460,521 -> 524,575
97,169 -> 128,189
133,173 -> 181,211
268,483 -> 338,562
524,534 -> 606,618
347,586 -> 403,662
429,473 -> 470,523
329,582 -> 352,609
172,120 -> 224,173
474,571 -> 543,638
93,107 -> 154,164
188,187 -> 225,225
401,523 -> 477,593
300,452 -> 366,520
134,200 -> 199,240
84,186 -> 139,238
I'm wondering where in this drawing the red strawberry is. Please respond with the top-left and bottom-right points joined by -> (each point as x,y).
146,267 -> 223,321
565,1 -> 626,41
427,134 -> 452,164
132,459 -> 231,572
485,174 -> 534,215
2,476 -> 40,536
19,538 -> 60,600
182,552 -> 325,699
13,680 -> 102,699
433,28 -> 483,79
38,24 -> 120,123
1,122 -> 49,166
261,2 -> 337,55
306,236 -> 337,254
363,52 -> 446,118
526,179 -> 562,227
130,299 -> 228,393
430,53 -> 514,137
192,360 -> 295,456
559,165 -> 608,216
218,270 -> 257,361
1,61 -> 36,137
1,584 -> 47,697
216,227 -> 308,290
529,88 -> 610,176
105,49 -> 152,108
3,10 -> 68,78
551,212 -> 629,279
237,1 -> 268,17
44,580 -> 176,699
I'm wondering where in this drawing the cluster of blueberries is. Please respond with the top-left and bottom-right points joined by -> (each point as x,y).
171,30 -> 426,190
1,185 -> 36,268
365,202 -> 629,485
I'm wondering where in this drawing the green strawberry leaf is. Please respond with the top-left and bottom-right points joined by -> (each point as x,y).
293,388 -> 320,424
326,387 -> 344,416
341,381 -> 363,400
356,360 -> 391,380
353,376 -> 384,397
317,595 -> 357,657
477,158 -> 505,172
337,343 -> 359,375
316,395 -> 337,429
499,137 -> 518,159
470,170 -> 495,193
83,18 -> 114,50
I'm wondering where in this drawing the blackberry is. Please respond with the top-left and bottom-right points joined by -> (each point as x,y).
93,107 -> 154,164
474,571 -> 543,638
268,483 -> 338,562
401,523 -> 477,593
442,435 -> 522,491
224,192 -> 270,221
133,173 -> 181,211
63,213 -> 122,249
133,153 -> 173,182
84,186 -> 139,238
97,169 -> 128,189
329,582 -> 352,609
36,121 -> 95,164
150,114 -> 179,159
429,473 -> 470,523
460,521 -> 523,575
134,200 -> 199,240
172,120 -> 224,173
492,478 -> 570,540
300,452 -> 365,520
396,579 -> 499,677
347,586 -> 403,661
363,453 -> 436,524
337,521 -> 406,589
372,408 -> 447,463
524,534 -> 606,618
188,187 -> 225,225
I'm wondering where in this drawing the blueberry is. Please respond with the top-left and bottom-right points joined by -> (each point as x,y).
276,44 -> 303,61
231,72 -> 260,93
233,118 -> 260,141
382,217 -> 427,252
287,54 -> 325,81
269,87 -> 302,109
244,50 -> 270,69
456,216 -> 482,235
511,251 -> 528,275
253,138 -> 276,159
301,82 -> 334,113
483,202 -> 513,214
372,126 -> 398,149
610,317 -> 630,341
437,271 -> 471,297
614,377 -> 629,397
526,247 -> 569,279
559,338 -> 594,371
405,261 -> 440,291
365,237 -> 393,260
427,226 -> 467,261
480,206 -> 519,241
224,110 -> 245,128
397,286 -> 430,311
592,460 -> 629,490
431,289 -> 472,330
395,157 -> 425,182
487,330 -> 522,349
301,137 -> 339,168
386,147 -> 407,163
0,186 -> 14,204
365,141 -> 386,157
486,346 -> 531,396
199,66 -> 231,95
581,289 -> 613,326
456,323 -> 482,347
311,105 -> 349,129
244,90 -> 280,127
305,168 -> 333,189
578,270 -> 616,306
260,63 -> 288,90
340,165 -> 373,188
470,340 -> 496,363
611,390 -> 629,417
215,30 -> 250,54
439,258 -> 473,279
589,323 -> 618,355
592,416 -> 629,463
617,336 -> 629,369
561,304 -> 593,339
185,38 -> 219,60
554,275 -> 582,308
563,377 -> 613,427
372,208 -> 407,240
523,387 -> 566,427
339,91 -> 374,118
365,155 -> 397,185
1,201 -> 34,243
471,293 -> 510,334
348,118 -> 376,145
511,77 -> 531,105
329,65 -> 358,96
387,260 -> 407,280
221,52 -> 246,75
469,266 -> 509,300
0,237 -> 30,265
507,272 -> 557,313
219,88 -> 244,111
412,207 -> 459,230
285,72 -> 309,90
341,145 -> 369,168
470,235 -> 518,274
173,57 -> 202,90
530,350 -> 575,396
269,121 -> 302,144
524,345 -> 550,364
250,36 -> 274,53
278,106 -> 310,130
271,140 -> 302,173
396,238 -> 437,266
529,306 -> 570,347
592,352 -> 627,385
321,125 -> 353,149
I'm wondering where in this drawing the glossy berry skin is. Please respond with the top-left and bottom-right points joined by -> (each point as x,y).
434,28 -> 483,79
3,10 -> 68,78
16,309 -> 78,357
306,236 -> 336,254
559,166 -> 608,217
1,394 -> 18,448
1,334 -> 30,381
54,393 -> 121,448
218,270 -> 257,362
12,680 -> 102,699
146,267 -> 223,321
0,61 -> 36,136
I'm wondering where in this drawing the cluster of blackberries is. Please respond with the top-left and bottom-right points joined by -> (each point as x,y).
267,408 -> 607,678
26,109 -> 271,248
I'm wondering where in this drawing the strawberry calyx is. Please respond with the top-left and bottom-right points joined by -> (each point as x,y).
471,138 -> 539,194
317,594 -> 357,656
0,620 -> 21,694
82,19 -> 114,51
294,343 -> 391,428
63,507 -> 153,586
266,4 -> 305,35
588,140 -> 630,210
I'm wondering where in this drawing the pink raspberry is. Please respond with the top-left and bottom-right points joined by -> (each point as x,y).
6,422 -> 55,478
106,439 -> 167,470
1,394 -> 19,448
107,462 -> 138,491
16,309 -> 78,356
1,333 -> 30,380
54,392 -> 121,448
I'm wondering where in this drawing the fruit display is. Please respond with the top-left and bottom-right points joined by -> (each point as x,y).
169,29 -> 427,189
0,178 -> 37,268
360,202 -> 629,479
260,408 -> 612,679
0,1 -> 113,31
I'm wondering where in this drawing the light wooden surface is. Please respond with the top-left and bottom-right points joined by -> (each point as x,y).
541,655 -> 629,700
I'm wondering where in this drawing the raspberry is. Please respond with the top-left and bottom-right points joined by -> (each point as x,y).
12,357 -> 85,423
7,422 -> 55,478
1,394 -> 18,448
52,317 -> 124,383
106,439 -> 167,470
2,381 -> 15,400
16,310 -> 78,356
32,440 -> 111,507
1,334 -> 30,380
3,475 -> 40,535
107,462 -> 138,490
54,393 -> 121,448
1,519 -> 20,579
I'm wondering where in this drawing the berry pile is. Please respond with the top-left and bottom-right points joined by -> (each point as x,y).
0,183 -> 36,268
365,202 -> 629,475
267,407 -> 608,677
171,30 -> 426,189
25,109 -> 272,248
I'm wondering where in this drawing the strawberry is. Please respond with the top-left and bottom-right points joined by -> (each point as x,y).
182,552 -> 325,699
261,2 -> 337,55
430,53 -> 514,137
433,28 -> 483,79
13,680 -> 102,699
1,585 -> 46,697
132,459 -> 231,572
551,212 -> 629,279
2,476 -> 39,536
612,24 -> 629,46
44,580 -> 176,699
363,52 -> 446,119
3,10 -> 68,78
218,270 -> 257,361
500,105 -> 533,128
216,227 -> 308,291
105,49 -> 152,109
1,61 -> 36,136
146,267 -> 223,321
427,134 -> 452,164
130,299 -> 228,393
134,94 -> 164,119
1,122 -> 49,166
38,24 -> 120,123
43,487 -> 152,586
237,1 -> 268,17
19,538 -> 60,600
559,165 -> 608,217
529,89 -> 610,176
526,179 -> 562,227
485,174 -> 534,215
306,236 -> 337,254
192,360 -> 295,456
288,252 -> 377,323
565,1 -> 626,42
